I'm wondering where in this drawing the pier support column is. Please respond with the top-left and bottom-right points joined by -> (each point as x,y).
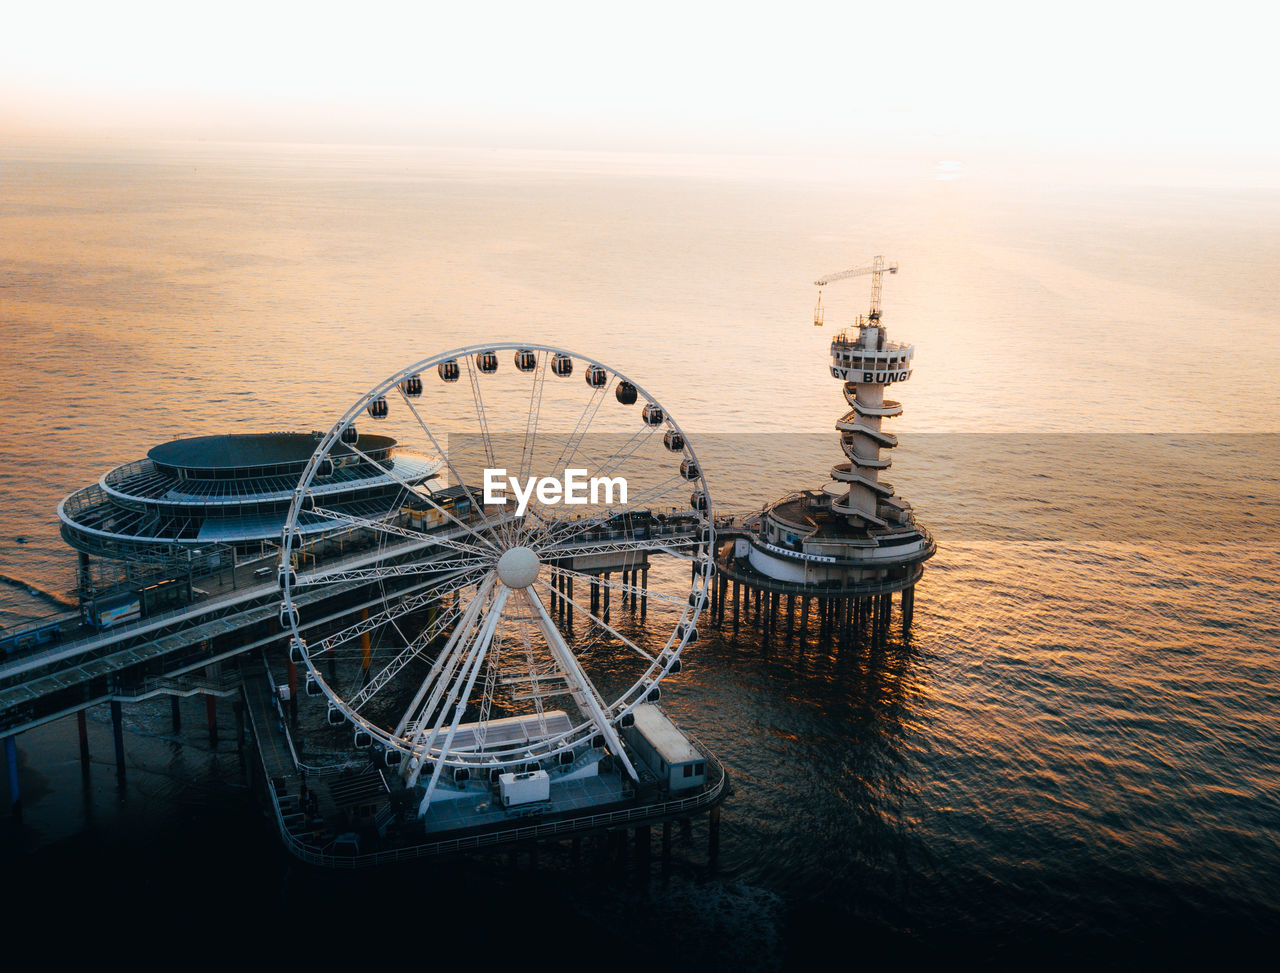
640,566 -> 649,624
361,608 -> 372,675
78,709 -> 91,774
206,695 -> 218,746
111,700 -> 126,785
5,735 -> 20,821
602,573 -> 611,623
566,574 -> 574,635
732,581 -> 741,633
635,824 -> 650,867
801,595 -> 810,633
170,695 -> 182,733
902,585 -> 915,635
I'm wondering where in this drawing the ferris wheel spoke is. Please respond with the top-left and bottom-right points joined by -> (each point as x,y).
309,504 -> 491,558
546,374 -> 610,479
516,429 -> 667,550
533,472 -> 691,553
519,376 -> 611,530
396,574 -> 496,742
546,563 -> 688,609
575,421 -> 660,485
535,536 -> 702,568
522,587 -> 639,782
415,585 -> 510,811
308,566 -> 481,659
397,383 -> 511,550
300,554 -> 493,587
462,355 -> 520,546
516,350 -> 549,486
338,438 -> 501,553
532,577 -> 656,663
463,354 -> 499,471
348,586 -> 475,713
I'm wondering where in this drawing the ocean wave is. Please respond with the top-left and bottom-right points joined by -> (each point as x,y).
0,572 -> 77,609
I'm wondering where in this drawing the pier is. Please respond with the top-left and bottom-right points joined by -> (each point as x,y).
2,338 -> 928,861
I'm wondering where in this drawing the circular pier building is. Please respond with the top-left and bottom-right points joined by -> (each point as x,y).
59,431 -> 443,571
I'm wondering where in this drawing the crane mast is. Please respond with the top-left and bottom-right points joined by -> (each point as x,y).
813,255 -> 898,326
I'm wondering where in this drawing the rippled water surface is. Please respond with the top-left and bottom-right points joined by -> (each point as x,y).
1,140 -> 1278,962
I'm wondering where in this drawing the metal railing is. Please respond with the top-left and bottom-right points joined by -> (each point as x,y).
260,737 -> 728,869
0,516 -> 493,687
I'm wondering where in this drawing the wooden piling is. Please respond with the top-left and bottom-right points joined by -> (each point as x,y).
78,709 -> 91,774
111,699 -> 126,785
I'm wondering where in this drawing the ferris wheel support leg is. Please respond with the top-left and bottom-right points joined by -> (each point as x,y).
404,590 -> 495,790
522,588 -> 639,783
417,585 -> 508,817
396,576 -> 495,742
534,579 -> 654,663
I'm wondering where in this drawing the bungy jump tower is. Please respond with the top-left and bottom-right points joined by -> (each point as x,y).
712,256 -> 935,644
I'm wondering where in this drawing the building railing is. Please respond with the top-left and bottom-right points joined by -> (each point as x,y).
830,331 -> 913,355
111,669 -> 242,702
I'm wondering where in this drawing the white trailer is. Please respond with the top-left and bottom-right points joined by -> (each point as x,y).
499,770 -> 551,807
623,703 -> 706,792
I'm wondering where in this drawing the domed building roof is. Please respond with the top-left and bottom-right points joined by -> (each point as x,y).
59,431 -> 442,559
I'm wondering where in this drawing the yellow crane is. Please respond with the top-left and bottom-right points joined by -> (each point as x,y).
813,255 -> 898,326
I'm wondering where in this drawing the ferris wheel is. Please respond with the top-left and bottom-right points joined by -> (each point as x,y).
278,344 -> 713,815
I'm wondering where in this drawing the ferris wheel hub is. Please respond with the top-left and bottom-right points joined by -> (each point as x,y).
496,546 -> 541,589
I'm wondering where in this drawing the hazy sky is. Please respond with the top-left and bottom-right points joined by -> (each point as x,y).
2,0 -> 1276,155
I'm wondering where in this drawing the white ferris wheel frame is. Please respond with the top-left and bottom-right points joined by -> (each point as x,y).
278,343 -> 715,778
